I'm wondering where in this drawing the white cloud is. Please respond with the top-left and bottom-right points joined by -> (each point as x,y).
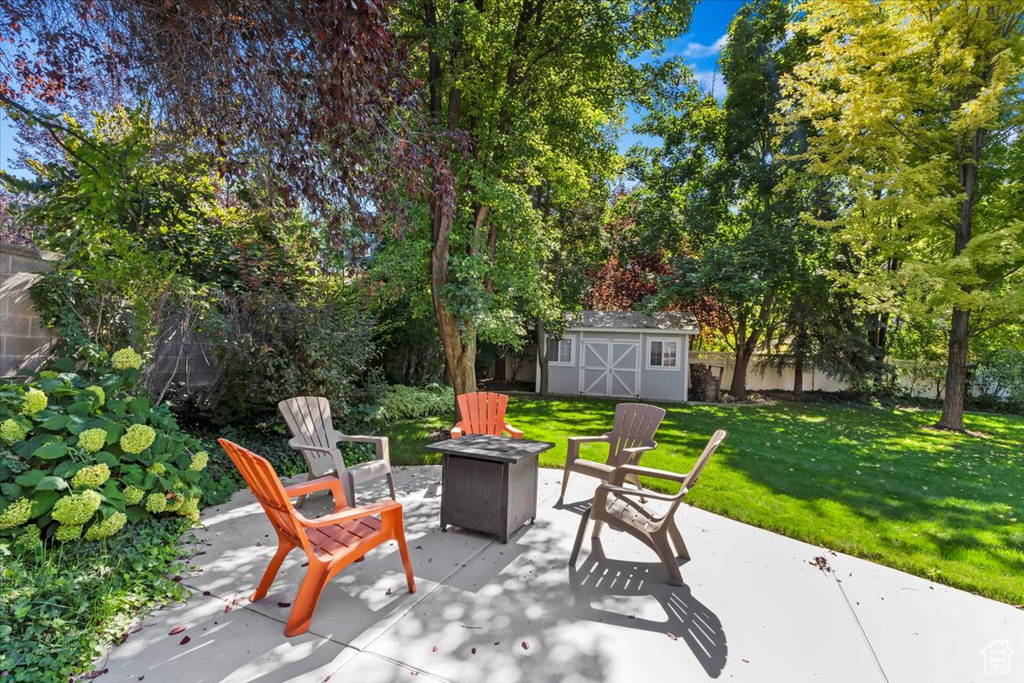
681,33 -> 729,59
693,70 -> 726,100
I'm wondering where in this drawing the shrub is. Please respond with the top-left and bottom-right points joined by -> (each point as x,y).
0,348 -> 235,546
376,384 -> 455,423
0,517 -> 193,680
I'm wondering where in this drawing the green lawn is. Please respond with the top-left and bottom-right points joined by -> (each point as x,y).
388,396 -> 1024,606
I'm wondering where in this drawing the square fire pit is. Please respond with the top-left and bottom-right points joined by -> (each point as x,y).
424,434 -> 555,543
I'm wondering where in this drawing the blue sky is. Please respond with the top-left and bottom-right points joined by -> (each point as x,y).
619,0 -> 743,152
0,0 -> 742,175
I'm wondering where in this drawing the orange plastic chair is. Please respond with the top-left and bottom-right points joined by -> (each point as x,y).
218,439 -> 416,636
450,391 -> 524,439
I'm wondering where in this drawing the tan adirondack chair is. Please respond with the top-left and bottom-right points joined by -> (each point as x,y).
569,429 -> 727,585
557,402 -> 667,503
450,391 -> 524,439
218,439 -> 415,637
278,396 -> 395,508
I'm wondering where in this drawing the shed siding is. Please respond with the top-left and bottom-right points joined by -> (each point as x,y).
638,333 -> 686,402
545,331 -> 580,396
537,329 -> 691,402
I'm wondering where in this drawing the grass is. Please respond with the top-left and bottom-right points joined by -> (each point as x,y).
387,395 -> 1024,606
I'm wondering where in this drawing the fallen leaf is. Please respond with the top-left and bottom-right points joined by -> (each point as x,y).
277,602 -> 292,608
494,642 -> 500,646
202,591 -> 212,596
431,646 -> 437,653
168,626 -> 186,636
255,541 -> 263,546
471,648 -> 477,655
667,633 -> 678,641
224,606 -> 232,613
628,614 -> 635,619
130,627 -> 143,634
521,641 -> 530,650
385,588 -> 392,596
171,575 -> 183,583
179,636 -> 191,645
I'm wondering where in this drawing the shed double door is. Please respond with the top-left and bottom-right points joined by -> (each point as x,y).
580,339 -> 639,397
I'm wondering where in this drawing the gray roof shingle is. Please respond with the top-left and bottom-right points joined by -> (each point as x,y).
569,310 -> 700,334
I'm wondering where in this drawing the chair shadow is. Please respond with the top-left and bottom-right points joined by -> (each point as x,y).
569,539 -> 728,679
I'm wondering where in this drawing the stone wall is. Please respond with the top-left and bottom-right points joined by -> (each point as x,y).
0,240 -> 218,390
0,242 -> 59,378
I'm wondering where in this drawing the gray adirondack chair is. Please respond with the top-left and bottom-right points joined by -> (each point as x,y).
558,403 -> 667,503
278,396 -> 396,508
569,429 -> 727,585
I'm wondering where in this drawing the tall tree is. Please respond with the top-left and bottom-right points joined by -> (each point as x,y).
394,0 -> 694,407
782,0 -> 1024,430
635,0 -> 804,400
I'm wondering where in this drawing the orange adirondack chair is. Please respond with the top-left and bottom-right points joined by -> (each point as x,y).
218,439 -> 416,636
450,391 -> 524,439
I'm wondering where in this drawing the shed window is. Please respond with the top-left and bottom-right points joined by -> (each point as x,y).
547,338 -> 573,365
648,339 -> 678,369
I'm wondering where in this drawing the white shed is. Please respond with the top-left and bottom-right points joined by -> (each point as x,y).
536,311 -> 700,402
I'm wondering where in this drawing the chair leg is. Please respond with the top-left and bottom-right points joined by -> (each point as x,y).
284,563 -> 330,637
653,535 -> 685,586
386,472 -> 397,500
558,466 -> 572,503
343,475 -> 356,508
625,473 -> 647,504
569,508 -> 592,567
668,520 -> 690,560
389,510 -> 416,594
591,519 -> 604,540
251,542 -> 293,601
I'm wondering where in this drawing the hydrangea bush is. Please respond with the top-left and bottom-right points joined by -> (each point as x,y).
0,348 -> 223,546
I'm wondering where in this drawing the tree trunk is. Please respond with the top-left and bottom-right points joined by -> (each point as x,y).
937,127 -> 984,431
537,317 -> 549,396
730,347 -> 751,400
793,353 -> 804,396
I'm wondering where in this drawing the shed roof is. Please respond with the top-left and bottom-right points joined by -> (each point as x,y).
569,310 -> 700,334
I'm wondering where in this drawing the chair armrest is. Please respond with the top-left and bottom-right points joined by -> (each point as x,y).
338,435 -> 390,463
450,423 -> 464,438
285,476 -> 348,509
566,434 -> 611,463
609,464 -> 689,487
567,434 -> 612,445
297,500 -> 402,528
287,437 -> 336,454
597,483 -> 687,503
620,443 -> 657,463
504,422 -> 524,439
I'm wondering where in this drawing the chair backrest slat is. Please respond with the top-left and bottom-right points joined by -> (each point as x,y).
279,396 -> 342,477
456,392 -> 510,436
681,429 -> 727,491
218,438 -> 306,548
607,403 -> 667,467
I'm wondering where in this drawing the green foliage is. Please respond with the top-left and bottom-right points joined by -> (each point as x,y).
375,384 -> 455,424
0,348 -> 233,546
198,281 -> 382,429
0,517 -> 192,681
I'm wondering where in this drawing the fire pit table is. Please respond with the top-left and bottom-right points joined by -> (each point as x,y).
424,434 -> 555,543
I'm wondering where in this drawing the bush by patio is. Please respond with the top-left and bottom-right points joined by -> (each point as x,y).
0,347 -> 235,547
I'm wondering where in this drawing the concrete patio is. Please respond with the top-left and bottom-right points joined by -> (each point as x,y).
96,466 -> 1023,683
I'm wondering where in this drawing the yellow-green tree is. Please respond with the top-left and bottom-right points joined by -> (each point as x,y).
783,0 -> 1024,430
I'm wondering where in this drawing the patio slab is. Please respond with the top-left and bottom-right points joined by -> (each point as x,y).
97,465 -> 1023,683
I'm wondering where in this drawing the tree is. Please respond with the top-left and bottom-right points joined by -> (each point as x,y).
1,0 -> 422,236
635,0 -> 804,400
394,0 -> 695,409
782,0 -> 1024,430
